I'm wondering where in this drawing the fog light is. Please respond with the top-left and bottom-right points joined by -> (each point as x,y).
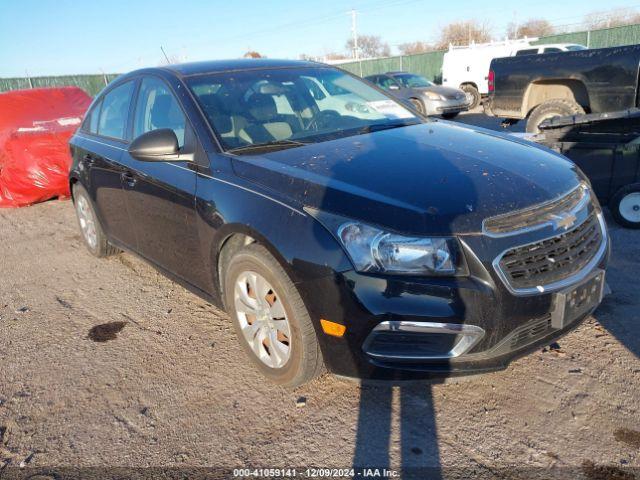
320,319 -> 346,337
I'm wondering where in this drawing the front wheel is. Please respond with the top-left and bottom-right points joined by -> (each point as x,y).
223,243 -> 324,387
409,98 -> 425,115
610,184 -> 640,229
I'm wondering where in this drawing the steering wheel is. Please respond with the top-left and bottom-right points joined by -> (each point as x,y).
304,110 -> 341,132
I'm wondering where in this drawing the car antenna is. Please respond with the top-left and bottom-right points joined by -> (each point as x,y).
160,46 -> 170,65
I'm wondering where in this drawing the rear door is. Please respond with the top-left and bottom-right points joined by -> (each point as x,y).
120,75 -> 203,282
83,80 -> 138,249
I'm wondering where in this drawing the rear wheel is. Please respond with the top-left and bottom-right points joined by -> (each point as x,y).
460,84 -> 480,110
72,183 -> 119,257
610,184 -> 640,229
526,99 -> 584,134
223,243 -> 324,387
409,98 -> 425,115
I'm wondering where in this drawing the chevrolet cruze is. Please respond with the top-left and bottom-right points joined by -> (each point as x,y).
69,59 -> 609,387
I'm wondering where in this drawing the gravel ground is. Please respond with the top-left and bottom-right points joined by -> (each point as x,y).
0,115 -> 638,478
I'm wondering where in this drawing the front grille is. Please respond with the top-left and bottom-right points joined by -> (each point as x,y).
484,184 -> 588,236
498,213 -> 602,290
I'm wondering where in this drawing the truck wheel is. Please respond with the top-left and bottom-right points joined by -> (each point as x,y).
461,85 -> 480,110
610,184 -> 640,229
409,98 -> 425,115
72,183 -> 119,257
526,99 -> 584,134
223,243 -> 324,387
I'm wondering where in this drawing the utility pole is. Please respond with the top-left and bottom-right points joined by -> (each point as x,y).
350,9 -> 359,60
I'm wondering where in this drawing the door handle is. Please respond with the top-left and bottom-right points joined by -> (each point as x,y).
121,171 -> 137,187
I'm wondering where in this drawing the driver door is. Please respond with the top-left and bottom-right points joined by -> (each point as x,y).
120,75 -> 204,283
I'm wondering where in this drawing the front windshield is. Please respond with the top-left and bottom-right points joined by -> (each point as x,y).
392,74 -> 433,88
187,67 -> 421,152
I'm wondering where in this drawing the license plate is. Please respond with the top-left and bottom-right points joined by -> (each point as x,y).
551,270 -> 606,329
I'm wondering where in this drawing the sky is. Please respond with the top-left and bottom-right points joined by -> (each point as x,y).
0,0 -> 638,77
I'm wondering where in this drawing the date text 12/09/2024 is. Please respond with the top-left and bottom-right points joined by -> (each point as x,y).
233,468 -> 399,478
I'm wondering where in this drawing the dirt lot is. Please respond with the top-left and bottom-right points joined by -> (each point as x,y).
0,170 -> 639,477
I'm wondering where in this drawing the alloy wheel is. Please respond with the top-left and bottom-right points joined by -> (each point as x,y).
76,195 -> 97,249
234,271 -> 292,369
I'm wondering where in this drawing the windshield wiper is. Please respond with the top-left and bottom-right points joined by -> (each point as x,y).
358,121 -> 419,134
227,139 -> 309,154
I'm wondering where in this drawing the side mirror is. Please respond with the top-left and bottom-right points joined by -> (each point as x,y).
128,129 -> 192,162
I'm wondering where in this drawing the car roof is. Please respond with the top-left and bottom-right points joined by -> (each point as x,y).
159,58 -> 320,77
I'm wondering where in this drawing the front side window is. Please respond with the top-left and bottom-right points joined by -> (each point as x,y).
188,67 -> 421,152
376,76 -> 400,90
97,81 -> 134,140
133,77 -> 186,148
392,74 -> 433,88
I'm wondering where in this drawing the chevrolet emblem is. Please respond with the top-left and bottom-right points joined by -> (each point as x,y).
551,212 -> 577,231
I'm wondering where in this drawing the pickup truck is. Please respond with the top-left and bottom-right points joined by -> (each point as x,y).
484,44 -> 640,133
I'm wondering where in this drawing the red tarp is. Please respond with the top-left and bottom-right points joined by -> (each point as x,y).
0,87 -> 92,207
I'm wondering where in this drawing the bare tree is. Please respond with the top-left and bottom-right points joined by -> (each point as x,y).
507,18 -> 554,39
435,20 -> 492,49
243,51 -> 263,58
345,35 -> 391,59
398,41 -> 433,55
584,8 -> 640,30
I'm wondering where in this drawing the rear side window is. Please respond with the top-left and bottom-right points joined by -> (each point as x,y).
85,100 -> 102,134
544,48 -> 562,53
515,49 -> 539,56
133,77 -> 186,148
97,81 -> 135,140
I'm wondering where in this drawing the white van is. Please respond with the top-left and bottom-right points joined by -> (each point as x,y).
442,39 -> 587,109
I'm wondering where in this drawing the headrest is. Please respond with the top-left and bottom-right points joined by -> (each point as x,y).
247,93 -> 277,122
150,94 -> 183,128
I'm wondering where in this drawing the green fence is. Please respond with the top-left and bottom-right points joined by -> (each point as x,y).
338,22 -> 640,81
2,23 -> 640,94
0,73 -> 120,96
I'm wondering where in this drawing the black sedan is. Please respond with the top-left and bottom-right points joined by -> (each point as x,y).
69,59 -> 609,386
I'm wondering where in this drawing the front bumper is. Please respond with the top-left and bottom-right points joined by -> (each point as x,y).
295,211 -> 609,381
425,97 -> 470,116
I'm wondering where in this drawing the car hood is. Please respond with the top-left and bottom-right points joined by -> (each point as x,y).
415,85 -> 466,99
230,122 -> 582,235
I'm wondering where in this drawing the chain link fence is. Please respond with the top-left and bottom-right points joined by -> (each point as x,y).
1,23 -> 640,95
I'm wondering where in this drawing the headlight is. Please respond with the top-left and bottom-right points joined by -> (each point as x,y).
306,208 -> 467,276
424,91 -> 444,101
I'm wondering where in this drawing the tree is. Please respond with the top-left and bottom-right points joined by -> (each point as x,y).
398,41 -> 433,55
507,18 -> 554,39
243,51 -> 263,58
345,35 -> 390,59
435,20 -> 492,49
584,8 -> 640,30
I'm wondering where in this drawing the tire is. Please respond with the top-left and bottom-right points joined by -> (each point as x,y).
409,98 -> 425,115
526,99 -> 585,134
223,243 -> 324,387
72,183 -> 119,257
460,84 -> 480,110
441,112 -> 459,119
610,184 -> 640,229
